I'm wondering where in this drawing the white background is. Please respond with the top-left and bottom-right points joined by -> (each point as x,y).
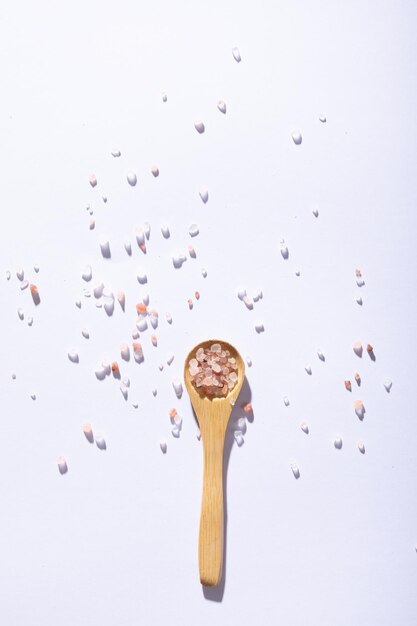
1,1 -> 417,625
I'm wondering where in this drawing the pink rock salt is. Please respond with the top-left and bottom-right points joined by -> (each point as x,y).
188,343 -> 239,397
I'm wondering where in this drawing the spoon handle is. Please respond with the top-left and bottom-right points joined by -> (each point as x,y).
199,432 -> 225,587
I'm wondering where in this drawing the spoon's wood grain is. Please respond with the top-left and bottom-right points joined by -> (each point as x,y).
184,339 -> 245,587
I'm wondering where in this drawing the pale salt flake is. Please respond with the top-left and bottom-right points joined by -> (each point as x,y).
20,280 -> 29,290
317,349 -> 325,361
27,317 -> 33,326
144,222 -> 151,240
246,357 -> 252,367
356,296 -> 363,305
160,442 -> 167,454
30,393 -> 36,400
217,100 -> 226,114
117,291 -> 125,311
151,165 -> 159,177
143,293 -> 150,306
243,295 -> 254,310
194,121 -> 205,134
166,313 -> 172,324
89,219 -> 95,230
124,241 -> 132,256
89,174 -> 97,188
353,342 -> 363,357
57,457 -> 68,474
255,322 -> 264,333
188,245 -> 196,259
280,239 -> 289,259
16,267 -> 24,281
319,115 -> 327,123
136,317 -> 148,332
100,239 -> 111,258
312,208 -> 319,217
358,441 -> 365,454
6,270 -> 11,280
189,224 -> 199,237
95,435 -> 107,450
232,47 -> 241,62
234,431 -> 244,447
82,265 -> 92,282
83,422 -> 94,443
111,150 -> 121,157
152,388 -> 157,397
75,300 -> 81,309
95,365 -> 106,381
167,354 -> 175,366
173,380 -> 183,398
384,378 -> 393,392
81,328 -> 90,339
162,93 -> 167,102
305,364 -> 312,375
291,130 -> 302,145
172,426 -> 181,438
201,268 -> 207,278
127,172 -> 137,186
301,422 -> 309,434
68,350 -> 79,364
93,283 -> 104,299
17,308 -> 24,320
199,189 -> 209,204
291,463 -> 300,479
334,437 -> 343,450
137,270 -> 147,284
161,225 -> 170,238
283,396 -> 290,406
120,383 -> 128,400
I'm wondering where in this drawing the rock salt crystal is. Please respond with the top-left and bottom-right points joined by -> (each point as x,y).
188,343 -> 239,397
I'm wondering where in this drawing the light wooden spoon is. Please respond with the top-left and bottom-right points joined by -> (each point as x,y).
184,339 -> 245,587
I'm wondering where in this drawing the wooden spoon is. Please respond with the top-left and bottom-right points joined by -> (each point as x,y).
184,339 -> 245,586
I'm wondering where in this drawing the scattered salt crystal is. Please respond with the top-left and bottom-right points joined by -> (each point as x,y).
158,363 -> 164,371
95,435 -> 106,450
199,189 -> 209,204
356,278 -> 365,287
317,349 -> 325,361
246,357 -> 252,367
280,239 -> 289,260
384,378 -> 392,392
17,308 -> 24,320
151,165 -> 159,177
127,172 -> 137,186
188,299 -> 193,310
188,245 -> 196,258
172,253 -> 187,269
12,373 -> 16,380
356,296 -> 363,305
132,402 -> 138,409
133,342 -> 144,363
132,329 -> 139,339
92,283 -> 104,300
301,422 -> 309,434
166,313 -> 172,324
172,426 -> 181,438
353,342 -> 363,357
195,291 -> 200,300
102,361 -> 111,377
81,328 -> 90,339
100,239 -> 111,258
354,372 -> 361,385
111,149 -> 121,157
6,270 -> 11,280
283,396 -> 290,406
201,268 -> 207,278
173,380 -> 183,398
367,343 -> 374,355
291,130 -> 302,145
102,196 -> 107,203
82,265 -> 92,282
234,431 -> 244,447
196,430 -> 201,441
150,310 -> 159,329
344,380 -> 352,392
161,225 -> 170,238
162,93 -> 167,102
144,222 -> 151,240
137,270 -> 147,284
89,219 -> 95,230
89,174 -> 97,188
151,334 -> 157,347
305,364 -> 312,375
319,115 -> 327,123
243,295 -> 253,310
358,441 -> 365,454
167,354 -> 175,366
232,47 -> 241,62
57,457 -> 68,474
152,388 -> 157,397
95,364 -> 106,380
111,362 -> 120,379
312,208 -> 319,217
30,393 -> 36,400
160,442 -> 167,454
117,291 -> 125,311
20,280 -> 29,290
136,317 -> 148,332
83,289 -> 91,298
124,241 -> 132,256
217,100 -> 226,114
295,270 -> 301,276
75,299 -> 81,309
255,322 -> 264,333
83,422 -> 94,443
16,267 -> 24,281
30,285 -> 40,304
27,317 -> 33,326
291,463 -> 300,479
103,293 -> 115,316
334,437 -> 343,449
120,383 -> 128,400
194,121 -> 205,134
143,293 -> 150,306
68,350 -> 79,363
354,400 -> 365,419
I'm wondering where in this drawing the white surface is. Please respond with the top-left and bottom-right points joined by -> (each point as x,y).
1,1 -> 417,625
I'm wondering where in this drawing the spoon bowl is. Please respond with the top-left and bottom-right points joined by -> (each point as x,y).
184,339 -> 245,586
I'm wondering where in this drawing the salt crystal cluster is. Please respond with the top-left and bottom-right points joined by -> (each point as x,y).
189,343 -> 238,397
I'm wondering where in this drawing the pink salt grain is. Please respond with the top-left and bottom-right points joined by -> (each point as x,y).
188,343 -> 238,397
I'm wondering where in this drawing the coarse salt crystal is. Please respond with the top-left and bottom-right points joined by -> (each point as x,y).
111,149 -> 121,157
100,239 -> 111,258
255,322 -> 264,333
117,291 -> 125,310
194,121 -> 205,134
291,130 -> 302,145
305,364 -> 312,375
83,422 -> 94,443
201,268 -> 207,278
127,172 -> 137,186
124,241 -> 132,256
358,441 -> 365,454
57,456 -> 68,474
232,47 -> 241,62
89,219 -> 95,230
20,280 -> 29,290
161,225 -> 170,238
353,342 -> 363,357
312,209 -> 319,217
166,313 -> 172,324
82,265 -> 92,282
334,437 -> 343,449
16,267 -> 24,281
137,270 -> 147,284
95,435 -> 106,450
246,357 -> 252,367
283,396 -> 290,406
199,189 -> 209,204
291,463 -> 300,479
384,378 -> 392,392
301,422 -> 309,434
217,100 -> 226,114
151,165 -> 159,177
81,328 -> 90,339
133,342 -> 144,363
68,350 -> 79,364
89,174 -> 97,188
173,380 -> 183,398
17,308 -> 24,320
160,442 -> 167,454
